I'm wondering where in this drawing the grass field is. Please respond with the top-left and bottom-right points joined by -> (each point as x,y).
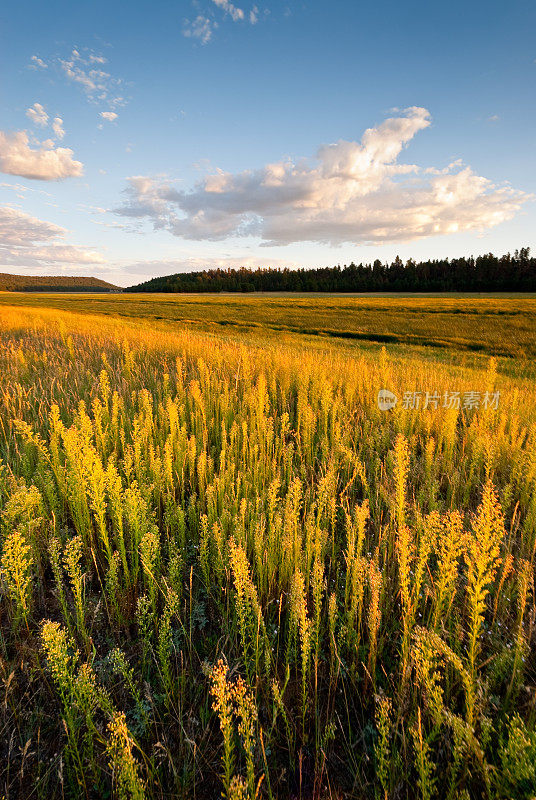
2,291 -> 536,360
0,296 -> 535,799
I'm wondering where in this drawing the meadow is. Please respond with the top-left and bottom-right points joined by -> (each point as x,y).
0,296 -> 535,799
1,291 -> 536,360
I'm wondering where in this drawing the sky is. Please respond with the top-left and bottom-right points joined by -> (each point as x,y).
0,0 -> 535,287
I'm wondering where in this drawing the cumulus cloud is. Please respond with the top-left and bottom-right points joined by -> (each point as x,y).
99,111 -> 118,122
26,103 -> 49,127
0,206 -> 105,268
115,107 -> 531,246
0,131 -> 83,180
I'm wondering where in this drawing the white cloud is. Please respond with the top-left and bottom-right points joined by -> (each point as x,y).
0,206 -> 62,245
115,107 -> 531,246
183,1 -> 258,43
99,111 -> 118,122
30,49 -> 126,112
0,131 -> 83,180
182,16 -> 216,44
59,49 -> 125,108
88,53 -> 107,64
52,117 -> 65,139
29,245 -> 105,263
29,55 -> 47,69
26,103 -> 49,127
211,0 -> 244,22
25,106 -> 65,140
0,205 -> 105,268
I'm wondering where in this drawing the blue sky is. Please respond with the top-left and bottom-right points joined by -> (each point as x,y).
1,0 -> 534,286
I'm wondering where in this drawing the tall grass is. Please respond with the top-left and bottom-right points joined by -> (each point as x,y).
0,303 -> 535,798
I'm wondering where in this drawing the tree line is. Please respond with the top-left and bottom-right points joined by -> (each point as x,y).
0,274 -> 118,292
128,248 -> 536,293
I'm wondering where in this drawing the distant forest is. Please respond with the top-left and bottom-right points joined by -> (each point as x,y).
129,248 -> 536,293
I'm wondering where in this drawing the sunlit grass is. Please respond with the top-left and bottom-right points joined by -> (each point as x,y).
1,291 -> 536,361
0,301 -> 535,799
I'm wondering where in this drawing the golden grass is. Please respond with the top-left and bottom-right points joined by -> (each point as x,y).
0,301 -> 535,799
1,291 -> 536,360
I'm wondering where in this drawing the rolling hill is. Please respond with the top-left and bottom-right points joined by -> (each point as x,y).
0,273 -> 120,292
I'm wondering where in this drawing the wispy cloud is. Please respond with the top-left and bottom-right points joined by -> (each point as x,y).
0,205 -> 104,267
26,104 -> 66,142
182,16 -> 217,44
115,107 -> 531,246
0,131 -> 83,180
26,103 -> 49,127
28,55 -> 47,69
211,0 -> 245,22
183,0 -> 259,43
99,111 -> 118,122
0,182 -> 53,199
59,49 -> 125,108
25,104 -> 67,143
29,48 -> 127,119
52,117 -> 65,139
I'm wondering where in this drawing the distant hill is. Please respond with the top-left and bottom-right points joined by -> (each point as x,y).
0,274 -> 120,292
127,248 -> 536,293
